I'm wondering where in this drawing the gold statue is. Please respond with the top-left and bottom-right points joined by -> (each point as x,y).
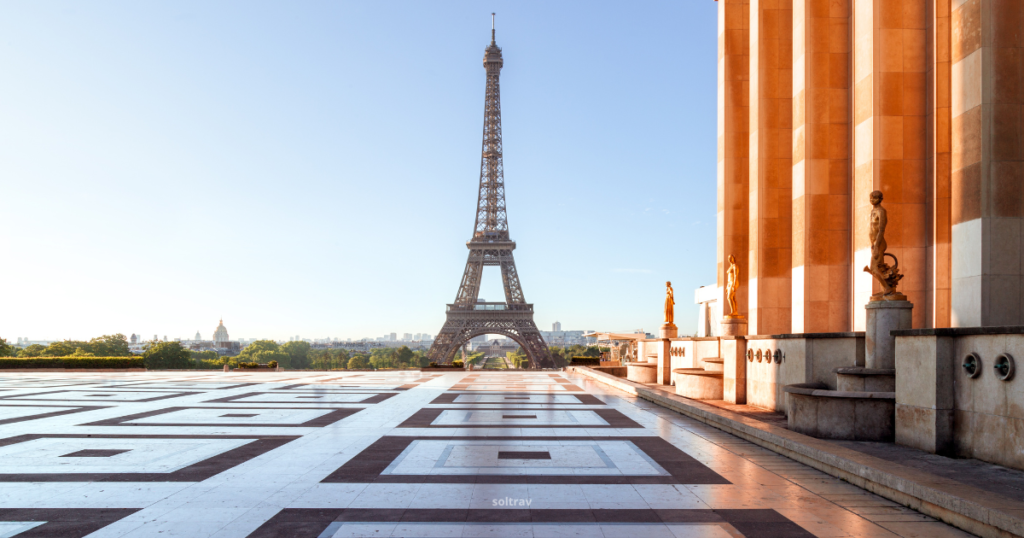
725,254 -> 741,318
664,281 -> 675,324
862,190 -> 905,300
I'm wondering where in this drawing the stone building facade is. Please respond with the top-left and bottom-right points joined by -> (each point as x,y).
715,0 -> 1024,332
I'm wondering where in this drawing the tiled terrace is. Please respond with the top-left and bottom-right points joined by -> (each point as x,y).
0,370 -> 974,537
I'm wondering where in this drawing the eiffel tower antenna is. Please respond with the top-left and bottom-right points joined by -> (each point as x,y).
426,18 -> 551,369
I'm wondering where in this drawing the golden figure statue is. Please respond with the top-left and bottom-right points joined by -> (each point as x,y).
664,281 -> 675,324
725,254 -> 741,318
862,190 -> 905,300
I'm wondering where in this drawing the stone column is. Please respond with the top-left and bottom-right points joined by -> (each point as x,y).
722,336 -> 748,404
749,0 -> 793,336
932,0 -> 953,328
949,0 -> 1024,326
851,0 -> 933,330
792,0 -> 853,333
718,0 -> 751,329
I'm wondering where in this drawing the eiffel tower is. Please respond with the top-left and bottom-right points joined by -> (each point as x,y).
427,15 -> 552,369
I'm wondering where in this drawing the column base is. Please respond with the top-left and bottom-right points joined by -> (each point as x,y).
865,300 -> 913,369
721,317 -> 748,336
660,323 -> 678,339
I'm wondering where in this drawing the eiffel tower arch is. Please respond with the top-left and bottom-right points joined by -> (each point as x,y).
427,16 -> 552,369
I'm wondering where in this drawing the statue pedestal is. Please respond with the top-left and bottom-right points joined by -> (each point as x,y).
721,317 -> 747,337
865,300 -> 913,369
660,323 -> 678,339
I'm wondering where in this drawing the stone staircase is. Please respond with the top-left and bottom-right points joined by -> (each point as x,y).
672,357 -> 724,399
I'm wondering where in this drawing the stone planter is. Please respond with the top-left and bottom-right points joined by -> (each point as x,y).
624,362 -> 657,384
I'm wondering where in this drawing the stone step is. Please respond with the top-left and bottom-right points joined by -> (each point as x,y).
701,358 -> 725,372
672,368 -> 724,377
834,367 -> 896,392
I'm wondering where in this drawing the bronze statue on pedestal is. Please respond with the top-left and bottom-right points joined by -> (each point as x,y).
725,254 -> 742,318
664,281 -> 675,325
862,190 -> 906,301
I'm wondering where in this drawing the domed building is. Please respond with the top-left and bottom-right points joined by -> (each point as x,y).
213,319 -> 229,345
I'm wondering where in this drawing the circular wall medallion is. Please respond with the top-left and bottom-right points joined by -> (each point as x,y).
994,353 -> 1015,381
962,353 -> 980,378
747,349 -> 754,362
773,349 -> 782,364
755,350 -> 762,363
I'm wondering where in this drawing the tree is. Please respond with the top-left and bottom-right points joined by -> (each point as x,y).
143,341 -> 192,369
251,350 -> 290,366
412,350 -> 431,367
0,338 -> 14,357
237,340 -> 279,362
280,341 -> 311,369
18,344 -> 46,358
396,346 -> 414,367
310,349 -> 349,370
41,341 -> 76,357
547,347 -> 569,368
88,334 -> 131,357
347,355 -> 370,369
190,350 -> 220,362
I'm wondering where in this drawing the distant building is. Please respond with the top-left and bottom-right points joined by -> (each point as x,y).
130,334 -> 138,345
195,331 -> 201,340
213,319 -> 229,344
539,329 -> 588,347
553,321 -> 562,331
403,333 -> 412,341
390,333 -> 397,342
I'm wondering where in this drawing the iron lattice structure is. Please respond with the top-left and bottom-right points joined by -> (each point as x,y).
427,21 -> 552,369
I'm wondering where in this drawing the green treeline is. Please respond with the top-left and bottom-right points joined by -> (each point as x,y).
4,334 -> 132,358
0,335 -> 611,370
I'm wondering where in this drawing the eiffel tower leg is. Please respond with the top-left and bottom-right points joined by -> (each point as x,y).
427,319 -> 469,365
514,319 -> 552,369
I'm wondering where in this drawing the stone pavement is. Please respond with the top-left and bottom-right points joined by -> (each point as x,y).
0,370 -> 976,537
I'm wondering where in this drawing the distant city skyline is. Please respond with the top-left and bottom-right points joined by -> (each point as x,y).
11,317 -> 608,346
0,1 -> 718,340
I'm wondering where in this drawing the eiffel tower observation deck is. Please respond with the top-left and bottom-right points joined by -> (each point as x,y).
427,15 -> 552,369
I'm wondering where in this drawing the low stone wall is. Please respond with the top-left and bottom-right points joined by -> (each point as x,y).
745,333 -> 864,413
894,327 -> 1024,470
591,366 -> 626,377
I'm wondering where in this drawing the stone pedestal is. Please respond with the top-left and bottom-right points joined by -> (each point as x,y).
722,337 -> 747,404
721,317 -> 748,337
660,323 -> 678,339
657,339 -> 672,385
865,300 -> 913,369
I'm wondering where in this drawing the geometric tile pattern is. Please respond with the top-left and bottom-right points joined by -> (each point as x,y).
0,370 -> 974,537
80,406 -> 362,428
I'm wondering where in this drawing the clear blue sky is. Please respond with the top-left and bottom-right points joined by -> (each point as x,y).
0,1 -> 719,342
